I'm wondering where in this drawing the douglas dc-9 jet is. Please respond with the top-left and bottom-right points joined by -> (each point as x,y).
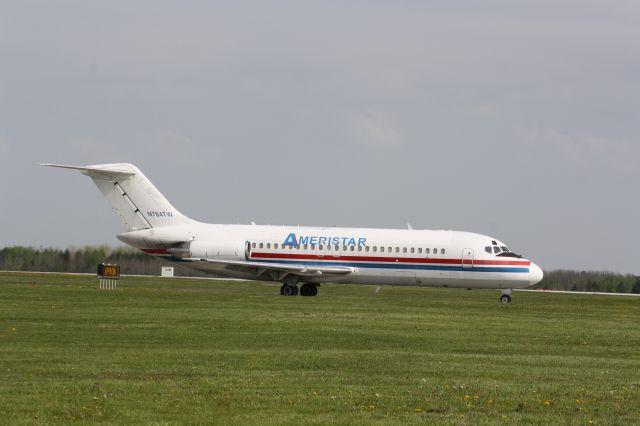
44,163 -> 543,303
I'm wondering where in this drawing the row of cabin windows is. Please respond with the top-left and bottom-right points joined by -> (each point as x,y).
251,242 -> 445,255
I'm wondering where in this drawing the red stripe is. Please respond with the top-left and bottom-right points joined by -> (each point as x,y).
473,259 -> 530,266
142,249 -> 170,255
250,251 -> 530,266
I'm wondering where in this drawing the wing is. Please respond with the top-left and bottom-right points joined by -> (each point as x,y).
184,258 -> 353,281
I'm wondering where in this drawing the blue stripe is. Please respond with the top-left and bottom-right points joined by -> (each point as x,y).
253,259 -> 529,274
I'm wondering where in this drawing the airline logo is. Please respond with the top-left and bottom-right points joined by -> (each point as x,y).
283,233 -> 367,248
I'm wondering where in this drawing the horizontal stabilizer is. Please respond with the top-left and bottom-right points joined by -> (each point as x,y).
41,163 -> 135,178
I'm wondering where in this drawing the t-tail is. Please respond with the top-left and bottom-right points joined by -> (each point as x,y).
42,163 -> 194,231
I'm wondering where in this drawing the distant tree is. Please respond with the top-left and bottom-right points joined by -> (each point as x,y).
633,279 -> 640,294
62,249 -> 71,271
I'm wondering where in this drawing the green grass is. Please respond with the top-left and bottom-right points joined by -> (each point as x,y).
1,272 -> 639,425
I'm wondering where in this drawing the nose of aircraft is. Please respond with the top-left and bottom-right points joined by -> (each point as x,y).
529,262 -> 544,285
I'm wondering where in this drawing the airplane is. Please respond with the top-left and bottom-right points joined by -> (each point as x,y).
43,163 -> 543,303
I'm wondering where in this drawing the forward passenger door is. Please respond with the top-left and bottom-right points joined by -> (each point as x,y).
462,248 -> 474,268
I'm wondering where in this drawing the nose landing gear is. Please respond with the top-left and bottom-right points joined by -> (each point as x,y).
500,289 -> 512,304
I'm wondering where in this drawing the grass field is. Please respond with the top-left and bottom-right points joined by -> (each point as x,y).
1,271 -> 639,425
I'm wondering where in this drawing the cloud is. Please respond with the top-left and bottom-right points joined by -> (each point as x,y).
526,128 -> 640,175
350,111 -> 401,148
0,135 -> 10,154
63,136 -> 107,157
466,104 -> 499,119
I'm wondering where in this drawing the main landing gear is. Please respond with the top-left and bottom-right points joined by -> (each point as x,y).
280,283 -> 318,297
280,283 -> 298,296
500,289 -> 512,304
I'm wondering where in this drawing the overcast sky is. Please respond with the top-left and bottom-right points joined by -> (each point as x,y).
1,1 -> 638,274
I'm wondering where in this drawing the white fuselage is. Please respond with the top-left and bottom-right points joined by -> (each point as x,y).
118,223 -> 543,290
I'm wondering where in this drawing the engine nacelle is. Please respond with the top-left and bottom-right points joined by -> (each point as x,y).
188,240 -> 250,261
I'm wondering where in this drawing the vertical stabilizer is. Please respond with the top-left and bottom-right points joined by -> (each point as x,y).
42,163 -> 193,230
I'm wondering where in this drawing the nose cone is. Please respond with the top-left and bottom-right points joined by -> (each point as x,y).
529,262 -> 544,286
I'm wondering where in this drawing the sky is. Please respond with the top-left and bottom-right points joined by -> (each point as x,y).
1,1 -> 638,274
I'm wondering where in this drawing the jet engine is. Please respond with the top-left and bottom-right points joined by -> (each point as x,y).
180,240 -> 250,261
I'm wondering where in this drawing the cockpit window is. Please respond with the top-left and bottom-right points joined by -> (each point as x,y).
493,246 -> 501,254
485,246 -> 492,254
500,246 -> 509,252
497,250 -> 523,258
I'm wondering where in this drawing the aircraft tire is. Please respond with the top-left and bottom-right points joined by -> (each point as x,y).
281,284 -> 298,296
300,283 -> 318,297
500,294 -> 512,304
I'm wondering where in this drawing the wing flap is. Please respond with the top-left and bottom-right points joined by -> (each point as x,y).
184,258 -> 353,277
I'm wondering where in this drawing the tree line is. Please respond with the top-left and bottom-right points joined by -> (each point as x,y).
531,269 -> 640,293
1,246 -> 639,293
0,246 -> 207,278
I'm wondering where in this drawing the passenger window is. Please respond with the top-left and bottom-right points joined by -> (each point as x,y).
381,247 -> 385,253
334,245 -> 339,251
426,248 -> 430,254
350,246 -> 355,251
403,247 -> 407,253
433,248 -> 437,254
267,243 -> 271,249
441,248 -> 445,254
296,245 -> 300,250
418,248 -> 422,254
311,244 -> 316,250
373,246 -> 377,252
365,246 -> 370,252
343,246 -> 347,251
274,243 -> 278,249
319,245 -> 324,250
252,242 -> 256,249
304,244 -> 308,250
388,247 -> 392,253
410,248 -> 415,253
259,243 -> 264,249
358,246 -> 362,252
395,247 -> 399,253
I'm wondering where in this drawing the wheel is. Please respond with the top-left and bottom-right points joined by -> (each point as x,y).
500,294 -> 512,304
281,284 -> 298,296
300,283 -> 318,297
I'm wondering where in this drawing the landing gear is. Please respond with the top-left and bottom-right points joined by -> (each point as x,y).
280,283 -> 298,296
279,282 -> 318,296
300,283 -> 318,297
500,289 -> 512,304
